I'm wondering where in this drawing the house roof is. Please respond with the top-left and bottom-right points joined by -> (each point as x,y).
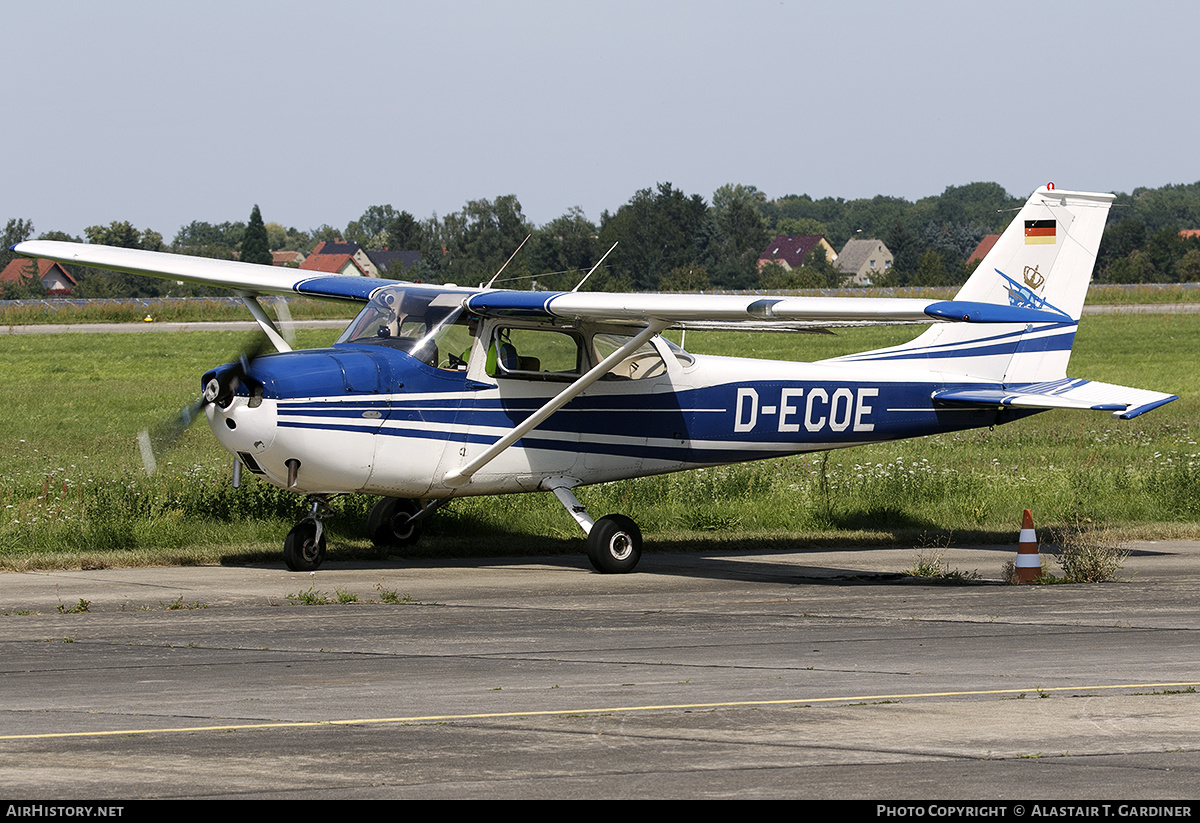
365,249 -> 421,275
309,240 -> 362,257
298,253 -> 367,275
271,250 -> 305,266
966,234 -> 1001,265
758,235 -> 829,268
835,238 -> 891,275
0,258 -> 76,286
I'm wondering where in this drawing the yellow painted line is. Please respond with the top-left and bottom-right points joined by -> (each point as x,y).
2,681 -> 1197,742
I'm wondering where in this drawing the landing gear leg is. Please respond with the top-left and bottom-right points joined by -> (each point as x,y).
283,496 -> 332,572
548,483 -> 643,574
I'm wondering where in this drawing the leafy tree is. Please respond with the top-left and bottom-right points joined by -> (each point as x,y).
440,195 -> 533,287
84,221 -> 186,296
659,265 -> 711,292
346,205 -> 401,247
773,217 -> 830,237
1121,182 -> 1200,233
1174,248 -> 1200,283
308,224 -> 343,248
0,218 -> 34,271
1100,249 -> 1157,284
910,249 -> 951,287
386,210 -> 425,251
600,183 -> 708,291
883,219 -> 922,283
85,220 -> 142,248
172,220 -> 245,259
140,229 -> 164,253
241,205 -> 272,265
1097,218 -> 1147,271
702,194 -> 768,290
36,229 -> 79,242
0,257 -> 44,299
922,219 -> 986,264
528,207 -> 601,291
923,182 -> 1019,233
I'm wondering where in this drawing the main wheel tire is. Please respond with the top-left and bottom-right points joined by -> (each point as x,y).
367,497 -> 423,548
283,521 -> 327,571
586,514 -> 642,574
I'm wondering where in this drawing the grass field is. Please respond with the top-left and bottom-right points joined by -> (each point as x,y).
2,314 -> 1197,571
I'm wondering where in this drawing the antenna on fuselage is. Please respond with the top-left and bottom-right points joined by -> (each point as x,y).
571,241 -> 618,293
483,234 -> 532,288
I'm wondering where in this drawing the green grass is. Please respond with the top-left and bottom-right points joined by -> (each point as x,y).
0,297 -> 358,326
2,315 -> 1197,570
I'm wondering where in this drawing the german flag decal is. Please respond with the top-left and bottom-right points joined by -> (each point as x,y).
1025,219 -> 1056,245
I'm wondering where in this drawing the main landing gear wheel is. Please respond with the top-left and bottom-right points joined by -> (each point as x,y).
368,497 -> 423,548
283,520 -> 327,572
586,514 -> 643,574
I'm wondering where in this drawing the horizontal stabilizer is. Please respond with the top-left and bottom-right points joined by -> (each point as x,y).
933,379 -> 1177,419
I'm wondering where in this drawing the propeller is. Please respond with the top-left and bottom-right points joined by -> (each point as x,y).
138,334 -> 272,476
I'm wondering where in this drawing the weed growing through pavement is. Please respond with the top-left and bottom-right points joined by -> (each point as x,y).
162,596 -> 207,610
286,586 -> 331,605
374,582 -> 413,603
1030,521 -> 1131,583
906,534 -> 980,582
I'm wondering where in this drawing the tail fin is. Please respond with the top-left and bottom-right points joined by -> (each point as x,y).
839,185 -> 1114,383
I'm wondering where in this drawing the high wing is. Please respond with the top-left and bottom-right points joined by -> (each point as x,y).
14,239 -> 1072,330
11,240 -> 390,303
462,289 -> 1073,329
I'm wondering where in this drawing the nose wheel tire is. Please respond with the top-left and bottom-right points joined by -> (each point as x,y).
586,514 -> 642,574
283,521 -> 327,571
368,497 -> 423,548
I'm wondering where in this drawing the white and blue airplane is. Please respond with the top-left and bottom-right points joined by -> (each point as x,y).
14,185 -> 1176,573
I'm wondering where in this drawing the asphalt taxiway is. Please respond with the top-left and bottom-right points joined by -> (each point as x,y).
2,542 -> 1198,799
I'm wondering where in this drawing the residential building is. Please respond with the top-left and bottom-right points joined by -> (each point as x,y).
0,258 -> 76,294
835,238 -> 894,286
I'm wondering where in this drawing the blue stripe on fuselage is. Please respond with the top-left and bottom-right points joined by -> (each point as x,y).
274,379 -> 1014,458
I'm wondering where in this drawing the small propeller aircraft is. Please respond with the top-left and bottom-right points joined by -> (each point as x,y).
14,185 -> 1176,573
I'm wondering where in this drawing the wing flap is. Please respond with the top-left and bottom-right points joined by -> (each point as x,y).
934,379 -> 1177,419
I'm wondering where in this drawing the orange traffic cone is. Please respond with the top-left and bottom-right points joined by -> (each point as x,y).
1015,509 -> 1041,583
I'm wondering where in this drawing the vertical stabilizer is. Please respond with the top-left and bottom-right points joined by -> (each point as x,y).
834,186 -> 1114,383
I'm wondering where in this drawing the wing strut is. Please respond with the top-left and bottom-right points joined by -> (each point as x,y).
238,291 -> 293,353
442,319 -> 671,488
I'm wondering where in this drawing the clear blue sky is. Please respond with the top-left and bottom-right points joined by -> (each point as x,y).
7,0 -> 1199,240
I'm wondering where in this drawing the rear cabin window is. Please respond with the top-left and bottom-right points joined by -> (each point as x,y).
592,332 -> 669,380
487,327 -> 583,381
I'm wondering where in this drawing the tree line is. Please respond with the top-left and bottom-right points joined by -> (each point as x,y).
5,181 -> 1200,299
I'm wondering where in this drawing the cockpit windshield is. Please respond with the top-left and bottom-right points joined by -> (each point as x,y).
336,285 -> 473,367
